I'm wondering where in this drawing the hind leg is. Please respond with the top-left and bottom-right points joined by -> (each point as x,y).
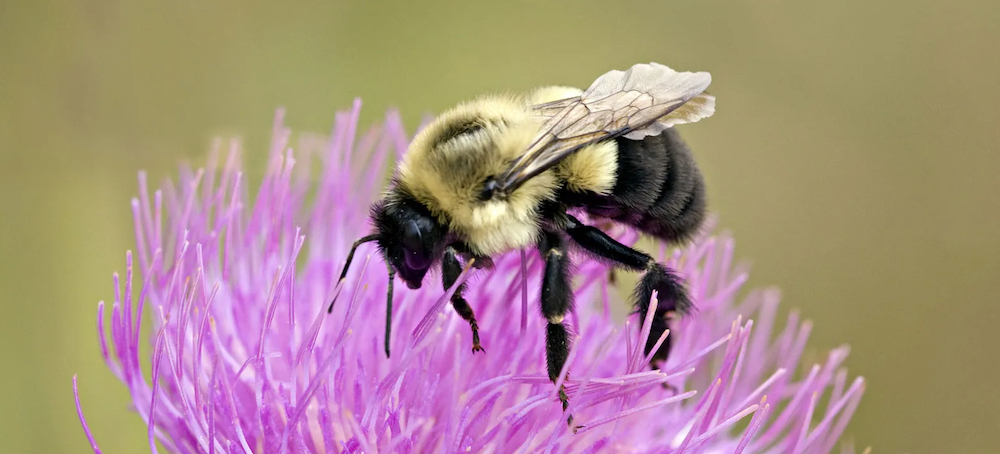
563,215 -> 692,367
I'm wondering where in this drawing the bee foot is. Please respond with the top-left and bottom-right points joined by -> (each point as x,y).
471,327 -> 485,354
558,385 -> 570,411
557,386 -> 580,431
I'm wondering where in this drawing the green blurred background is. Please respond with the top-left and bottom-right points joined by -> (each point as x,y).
2,1 -> 998,452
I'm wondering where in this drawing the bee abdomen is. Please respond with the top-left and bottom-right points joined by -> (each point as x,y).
583,129 -> 706,244
635,129 -> 706,243
606,133 -> 670,214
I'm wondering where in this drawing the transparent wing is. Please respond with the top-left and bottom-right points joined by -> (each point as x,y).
494,63 -> 715,197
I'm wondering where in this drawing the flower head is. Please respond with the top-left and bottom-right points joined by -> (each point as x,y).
77,102 -> 865,453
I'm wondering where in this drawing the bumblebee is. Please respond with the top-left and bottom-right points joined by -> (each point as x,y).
329,62 -> 715,414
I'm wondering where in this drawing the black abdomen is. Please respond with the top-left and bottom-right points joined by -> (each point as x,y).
578,129 -> 706,244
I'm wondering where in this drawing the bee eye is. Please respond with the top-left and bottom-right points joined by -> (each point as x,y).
402,220 -> 431,270
402,220 -> 422,249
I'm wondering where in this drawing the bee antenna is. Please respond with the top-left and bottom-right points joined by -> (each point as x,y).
327,234 -> 381,313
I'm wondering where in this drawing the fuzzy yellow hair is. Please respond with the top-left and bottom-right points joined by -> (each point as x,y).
398,87 -> 620,256
399,95 -> 557,256
528,86 -> 619,195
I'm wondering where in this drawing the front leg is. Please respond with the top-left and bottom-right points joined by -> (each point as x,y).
442,246 -> 484,353
450,242 -> 495,270
539,231 -> 574,418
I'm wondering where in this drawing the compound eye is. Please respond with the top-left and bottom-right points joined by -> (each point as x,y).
402,220 -> 431,270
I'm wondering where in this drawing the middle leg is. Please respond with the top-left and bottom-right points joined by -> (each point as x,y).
538,231 -> 574,415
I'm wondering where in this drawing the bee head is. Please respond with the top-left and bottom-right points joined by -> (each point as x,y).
371,196 -> 447,289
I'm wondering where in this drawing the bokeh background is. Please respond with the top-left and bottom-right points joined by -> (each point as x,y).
2,1 -> 998,452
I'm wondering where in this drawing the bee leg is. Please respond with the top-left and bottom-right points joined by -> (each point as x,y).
470,255 -> 495,270
450,242 -> 495,270
539,231 -> 575,426
443,246 -> 484,353
633,263 -> 690,368
563,216 -> 692,372
599,222 -> 619,285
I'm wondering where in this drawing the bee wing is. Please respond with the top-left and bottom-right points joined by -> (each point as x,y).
496,63 -> 715,196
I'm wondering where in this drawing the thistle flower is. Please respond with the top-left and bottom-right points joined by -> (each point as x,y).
76,102 -> 865,453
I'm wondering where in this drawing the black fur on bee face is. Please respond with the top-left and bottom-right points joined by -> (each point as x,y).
371,194 -> 447,289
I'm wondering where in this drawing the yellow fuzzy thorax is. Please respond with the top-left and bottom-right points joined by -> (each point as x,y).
398,88 -> 619,256
528,86 -> 619,197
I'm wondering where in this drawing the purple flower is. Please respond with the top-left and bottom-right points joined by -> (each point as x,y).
76,102 -> 865,453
